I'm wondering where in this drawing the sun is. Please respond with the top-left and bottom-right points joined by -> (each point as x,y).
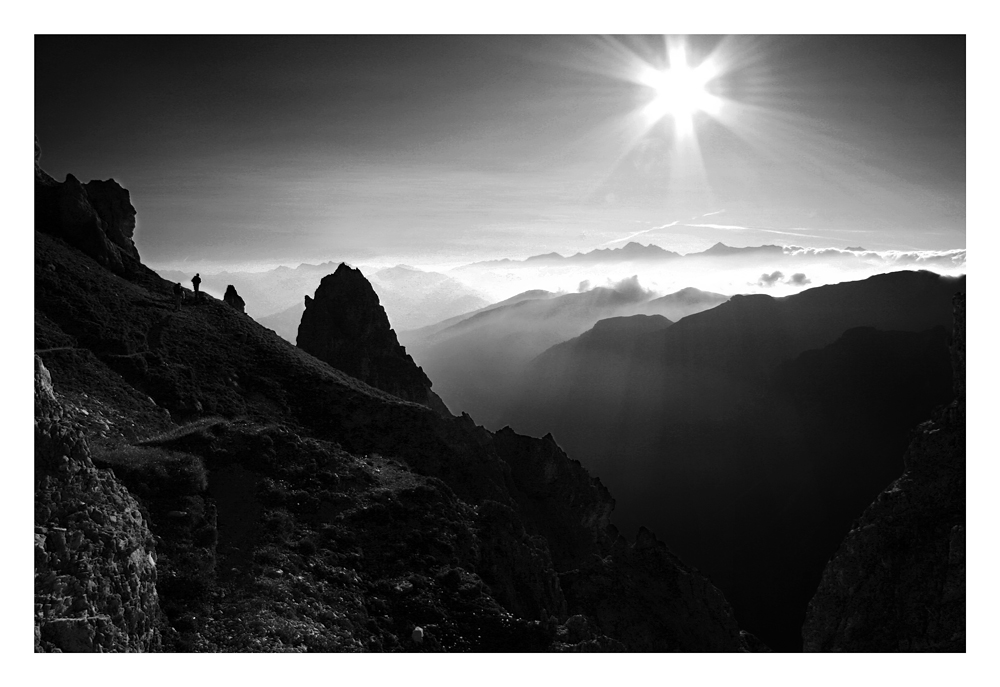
639,46 -> 721,130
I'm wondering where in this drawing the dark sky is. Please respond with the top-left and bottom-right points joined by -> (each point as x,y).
35,35 -> 965,269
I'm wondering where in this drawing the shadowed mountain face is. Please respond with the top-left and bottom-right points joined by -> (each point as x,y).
402,284 -> 727,428
296,264 -> 451,416
34,157 -> 752,653
803,294 -> 965,652
501,270 -> 963,650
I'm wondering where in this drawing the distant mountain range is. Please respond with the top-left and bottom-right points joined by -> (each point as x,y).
400,284 -> 729,426
456,241 -> 965,270
400,289 -> 558,341
458,241 -> 785,268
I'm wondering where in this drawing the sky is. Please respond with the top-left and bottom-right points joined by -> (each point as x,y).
34,34 -> 965,271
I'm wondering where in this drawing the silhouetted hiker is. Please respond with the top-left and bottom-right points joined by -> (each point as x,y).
192,273 -> 202,301
173,282 -> 183,311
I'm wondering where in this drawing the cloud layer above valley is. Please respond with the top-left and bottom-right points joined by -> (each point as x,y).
444,244 -> 967,305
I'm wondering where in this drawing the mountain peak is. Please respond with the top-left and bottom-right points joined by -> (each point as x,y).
692,242 -> 785,257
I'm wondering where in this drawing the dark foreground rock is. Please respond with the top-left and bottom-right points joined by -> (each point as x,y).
560,526 -> 743,652
802,294 -> 965,651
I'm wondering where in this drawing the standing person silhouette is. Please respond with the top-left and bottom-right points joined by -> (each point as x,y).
173,282 -> 183,311
192,273 -> 202,302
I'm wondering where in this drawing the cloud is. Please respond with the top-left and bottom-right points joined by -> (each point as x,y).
783,246 -> 966,268
756,271 -> 811,287
756,271 -> 784,287
602,274 -> 654,302
878,249 -> 967,268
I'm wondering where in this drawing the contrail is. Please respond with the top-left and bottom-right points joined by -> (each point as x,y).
758,228 -> 828,239
684,222 -> 750,231
683,222 -> 828,240
600,220 -> 678,246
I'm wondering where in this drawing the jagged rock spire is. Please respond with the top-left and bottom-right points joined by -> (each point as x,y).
297,263 -> 450,415
223,284 -> 246,313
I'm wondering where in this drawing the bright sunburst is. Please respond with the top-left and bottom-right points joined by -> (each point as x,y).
639,45 -> 721,134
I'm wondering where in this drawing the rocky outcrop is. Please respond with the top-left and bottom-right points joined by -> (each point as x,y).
223,285 -> 246,313
35,142 -> 141,277
34,137 -> 140,276
35,357 -> 161,652
802,293 -> 965,651
297,264 -> 449,415
82,179 -> 140,261
492,428 -> 615,569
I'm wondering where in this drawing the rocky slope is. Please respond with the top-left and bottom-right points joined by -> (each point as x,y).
34,356 -> 161,652
34,156 -> 750,652
802,294 -> 966,652
296,264 -> 450,416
